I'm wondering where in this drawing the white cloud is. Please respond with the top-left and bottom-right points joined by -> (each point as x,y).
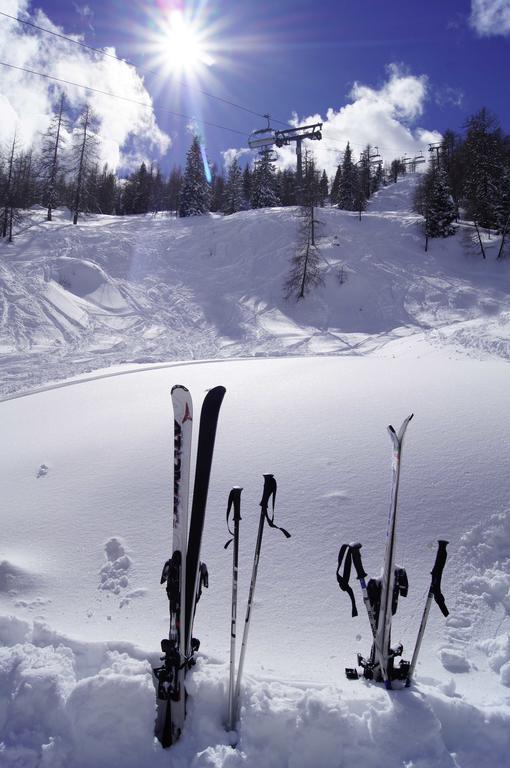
255,64 -> 441,180
222,146 -> 251,170
470,0 -> 510,36
0,1 -> 170,170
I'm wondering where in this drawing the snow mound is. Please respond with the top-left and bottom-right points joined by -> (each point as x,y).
0,617 -> 509,768
50,257 -> 129,311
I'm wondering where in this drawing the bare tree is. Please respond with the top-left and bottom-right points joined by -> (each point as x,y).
41,93 -> 68,221
71,105 -> 99,225
285,206 -> 323,299
1,132 -> 18,239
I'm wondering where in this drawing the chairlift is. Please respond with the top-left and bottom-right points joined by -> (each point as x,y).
248,114 -> 276,151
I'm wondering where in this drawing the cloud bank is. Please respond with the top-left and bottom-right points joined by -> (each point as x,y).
470,0 -> 510,36
0,1 -> 170,170
230,64 -> 441,180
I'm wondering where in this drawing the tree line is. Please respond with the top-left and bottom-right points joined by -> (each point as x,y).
0,95 -> 400,241
413,108 -> 510,256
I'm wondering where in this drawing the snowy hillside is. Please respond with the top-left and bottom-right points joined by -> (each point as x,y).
1,179 -> 510,767
1,176 -> 509,397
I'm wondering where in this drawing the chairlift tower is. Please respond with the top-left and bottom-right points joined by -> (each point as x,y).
248,116 -> 323,204
428,142 -> 442,169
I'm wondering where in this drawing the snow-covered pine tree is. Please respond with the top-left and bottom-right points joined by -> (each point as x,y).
424,168 -> 457,239
462,108 -> 503,231
338,142 -> 361,211
250,150 -> 280,209
179,136 -> 211,217
222,156 -> 243,215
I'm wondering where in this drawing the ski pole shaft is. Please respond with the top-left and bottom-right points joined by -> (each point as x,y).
407,540 -> 449,686
234,474 -> 276,718
226,487 -> 242,731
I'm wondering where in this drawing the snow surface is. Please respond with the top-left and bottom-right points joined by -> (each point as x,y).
1,178 -> 510,766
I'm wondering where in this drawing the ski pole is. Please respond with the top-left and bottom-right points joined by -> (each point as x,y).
234,474 -> 290,722
406,540 -> 449,686
224,486 -> 242,731
337,542 -> 378,636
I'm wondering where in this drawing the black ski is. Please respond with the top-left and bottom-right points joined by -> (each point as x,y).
185,385 -> 226,656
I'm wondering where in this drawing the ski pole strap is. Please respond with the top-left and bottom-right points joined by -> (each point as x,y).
430,540 -> 449,617
224,486 -> 243,549
336,543 -> 366,617
261,474 -> 291,538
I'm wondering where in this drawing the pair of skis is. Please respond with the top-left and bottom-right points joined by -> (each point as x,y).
338,415 -> 449,687
225,475 -> 291,732
154,385 -> 225,748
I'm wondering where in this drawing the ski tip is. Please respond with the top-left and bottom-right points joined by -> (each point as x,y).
205,385 -> 227,397
171,384 -> 190,394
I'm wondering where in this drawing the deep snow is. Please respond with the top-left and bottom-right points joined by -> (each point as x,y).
1,178 -> 509,767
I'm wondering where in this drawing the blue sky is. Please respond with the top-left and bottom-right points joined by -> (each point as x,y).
1,0 -> 510,173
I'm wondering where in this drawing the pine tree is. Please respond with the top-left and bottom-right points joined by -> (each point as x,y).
463,108 -> 503,230
242,165 -> 252,209
210,164 -> 225,212
276,168 -> 297,206
166,166 -> 182,214
222,157 -> 243,215
330,165 -> 341,205
250,150 -> 280,209
338,142 -> 361,211
424,168 -> 457,238
96,164 -> 117,214
319,170 -> 329,207
179,136 -> 211,217
150,166 -> 166,213
371,163 -> 384,195
496,166 -> 510,258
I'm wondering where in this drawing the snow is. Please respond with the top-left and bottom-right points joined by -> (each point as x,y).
1,178 -> 510,766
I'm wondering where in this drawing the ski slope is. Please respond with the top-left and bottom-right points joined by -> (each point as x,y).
1,179 -> 510,767
1,177 -> 509,397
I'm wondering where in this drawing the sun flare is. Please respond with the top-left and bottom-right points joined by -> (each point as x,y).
161,10 -> 214,76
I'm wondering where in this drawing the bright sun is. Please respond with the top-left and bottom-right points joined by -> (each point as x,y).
162,10 -> 214,76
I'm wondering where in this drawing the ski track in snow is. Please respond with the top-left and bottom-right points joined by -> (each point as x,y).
1,176 -> 509,398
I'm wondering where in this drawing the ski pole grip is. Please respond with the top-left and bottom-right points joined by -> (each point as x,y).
350,543 -> 368,581
431,539 -> 449,617
260,474 -> 277,510
228,486 -> 243,522
431,540 -> 448,580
